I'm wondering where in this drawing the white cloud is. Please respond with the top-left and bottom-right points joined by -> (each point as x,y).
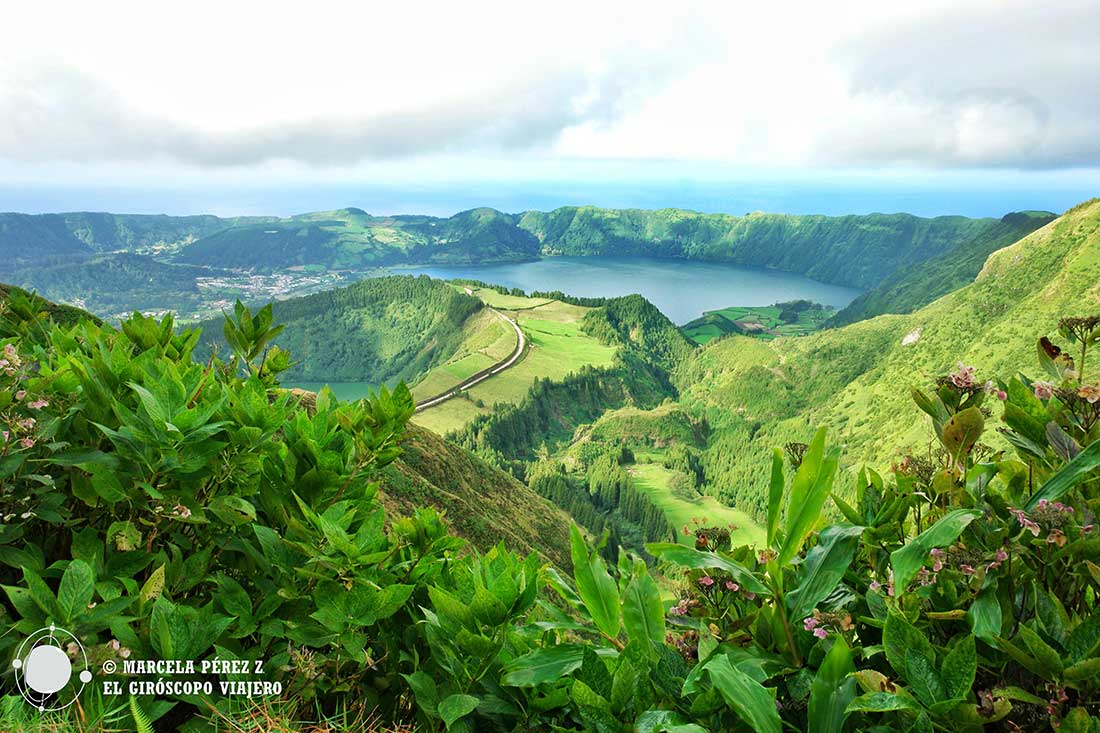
0,0 -> 1098,173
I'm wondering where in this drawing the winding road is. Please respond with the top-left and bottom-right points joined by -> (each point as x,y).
414,309 -> 526,412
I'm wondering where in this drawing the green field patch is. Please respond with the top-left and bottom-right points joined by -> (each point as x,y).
681,301 -> 836,345
628,461 -> 764,547
413,302 -> 618,434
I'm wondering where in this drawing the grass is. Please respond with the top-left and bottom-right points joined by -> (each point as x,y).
672,199 -> 1100,516
681,303 -> 835,345
412,294 -> 617,435
410,308 -> 517,399
627,460 -> 764,547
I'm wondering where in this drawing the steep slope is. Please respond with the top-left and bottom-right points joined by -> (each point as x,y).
211,275 -> 485,386
829,210 -> 1056,325
177,207 -> 540,270
674,199 -> 1100,518
379,425 -> 574,569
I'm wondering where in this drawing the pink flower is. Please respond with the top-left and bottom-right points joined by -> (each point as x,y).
929,548 -> 945,572
19,437 -> 34,449
869,580 -> 882,592
724,581 -> 739,591
743,592 -> 756,601
3,344 -> 16,360
813,628 -> 828,639
14,390 -> 26,401
951,362 -> 977,389
959,564 -> 975,575
1,431 -> 7,443
1010,508 -> 1041,537
27,399 -> 48,410
1033,381 -> 1055,400
1079,384 -> 1100,404
18,418 -> 35,430
803,616 -> 819,631
173,504 -> 192,519
698,575 -> 715,587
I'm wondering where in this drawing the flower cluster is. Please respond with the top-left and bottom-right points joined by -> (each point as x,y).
1033,380 -> 1056,400
802,609 -> 854,639
1,342 -> 51,454
1010,501 -> 1080,546
665,629 -> 699,662
950,362 -> 977,389
694,574 -> 756,602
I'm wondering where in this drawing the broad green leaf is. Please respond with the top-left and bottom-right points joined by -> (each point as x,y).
1016,625 -> 1064,677
883,613 -> 935,680
402,671 -> 439,716
705,655 -> 781,733
941,407 -> 984,458
780,430 -> 841,566
890,509 -> 981,592
207,496 -> 256,526
438,694 -> 479,730
1061,708 -> 1098,733
786,524 -> 863,621
967,582 -> 1002,644
1064,658 -> 1100,684
645,543 -> 769,596
1066,613 -> 1100,663
501,644 -> 586,687
636,710 -> 707,733
941,636 -> 976,700
808,638 -> 856,733
845,692 -> 922,714
570,525 -> 620,639
1025,439 -> 1100,511
621,558 -> 664,651
138,565 -> 166,605
57,559 -> 95,623
22,566 -> 61,621
904,649 -> 946,707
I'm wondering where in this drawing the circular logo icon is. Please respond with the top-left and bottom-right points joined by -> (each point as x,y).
11,625 -> 92,711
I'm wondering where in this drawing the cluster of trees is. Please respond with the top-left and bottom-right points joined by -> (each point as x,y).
449,278 -> 608,307
528,454 -> 675,560
581,294 -> 696,373
233,275 -> 482,384
456,355 -> 671,476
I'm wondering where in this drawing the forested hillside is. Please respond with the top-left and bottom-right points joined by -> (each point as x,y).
0,211 -> 262,271
198,275 -> 484,386
675,199 -> 1100,517
175,207 -> 540,270
829,210 -> 1056,325
516,206 -> 1052,290
6,253 -> 217,317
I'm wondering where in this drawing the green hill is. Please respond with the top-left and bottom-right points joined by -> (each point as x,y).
0,211 -> 262,270
206,275 -> 485,387
176,207 -> 540,270
829,210 -> 1056,325
6,253 -> 219,318
674,199 -> 1100,517
516,206 -> 1052,289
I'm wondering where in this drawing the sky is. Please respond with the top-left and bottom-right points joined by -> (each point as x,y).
1,0 -> 1098,217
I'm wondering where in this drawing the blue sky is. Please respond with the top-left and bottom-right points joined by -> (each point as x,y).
1,1 -> 1098,218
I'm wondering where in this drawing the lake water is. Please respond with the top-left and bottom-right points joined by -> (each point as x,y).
400,256 -> 861,324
